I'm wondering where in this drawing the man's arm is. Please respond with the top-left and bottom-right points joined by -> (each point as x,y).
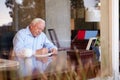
43,34 -> 58,54
13,32 -> 33,58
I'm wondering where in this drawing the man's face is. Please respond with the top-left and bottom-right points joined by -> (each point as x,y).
30,22 -> 45,37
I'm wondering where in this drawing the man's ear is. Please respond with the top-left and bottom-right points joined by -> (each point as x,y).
29,24 -> 33,30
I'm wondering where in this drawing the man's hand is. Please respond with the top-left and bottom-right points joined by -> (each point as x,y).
35,48 -> 48,63
50,48 -> 57,54
50,48 -> 58,61
36,48 -> 48,55
16,48 -> 33,59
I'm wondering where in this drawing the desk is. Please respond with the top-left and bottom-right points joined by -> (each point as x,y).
67,50 -> 94,66
0,59 -> 19,80
0,52 -> 99,80
0,59 -> 19,70
67,50 -> 97,79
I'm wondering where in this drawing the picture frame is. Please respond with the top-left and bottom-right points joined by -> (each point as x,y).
86,37 -> 97,50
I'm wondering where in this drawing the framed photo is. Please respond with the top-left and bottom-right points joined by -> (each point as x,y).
86,37 -> 97,50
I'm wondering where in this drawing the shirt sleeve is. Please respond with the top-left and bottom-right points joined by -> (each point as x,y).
43,34 -> 58,51
13,31 -> 34,57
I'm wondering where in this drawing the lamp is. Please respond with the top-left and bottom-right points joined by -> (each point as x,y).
85,7 -> 100,29
15,0 -> 23,5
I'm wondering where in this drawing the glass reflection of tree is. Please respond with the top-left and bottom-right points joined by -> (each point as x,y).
5,0 -> 45,30
70,0 -> 84,19
70,0 -> 85,29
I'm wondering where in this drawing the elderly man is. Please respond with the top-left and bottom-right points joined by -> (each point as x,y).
13,18 -> 57,77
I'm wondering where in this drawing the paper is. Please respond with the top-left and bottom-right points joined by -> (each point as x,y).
34,53 -> 53,57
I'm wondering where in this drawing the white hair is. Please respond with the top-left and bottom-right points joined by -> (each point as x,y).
31,18 -> 45,26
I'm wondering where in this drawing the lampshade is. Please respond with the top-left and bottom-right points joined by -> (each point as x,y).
15,0 -> 23,5
85,8 -> 100,22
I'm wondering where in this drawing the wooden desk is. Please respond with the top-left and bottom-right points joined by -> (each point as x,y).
0,59 -> 19,80
0,59 -> 19,70
67,50 -> 94,65
67,50 -> 97,79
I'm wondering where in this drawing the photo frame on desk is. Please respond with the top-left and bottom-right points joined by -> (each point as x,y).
86,37 -> 97,50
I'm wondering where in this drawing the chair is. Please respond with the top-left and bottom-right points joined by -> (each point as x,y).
48,29 -> 70,51
0,31 -> 16,59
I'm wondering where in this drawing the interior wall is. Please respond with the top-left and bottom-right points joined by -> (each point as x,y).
45,0 -> 71,47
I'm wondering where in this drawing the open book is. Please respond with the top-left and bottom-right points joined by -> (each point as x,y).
34,53 -> 53,57
86,37 -> 97,50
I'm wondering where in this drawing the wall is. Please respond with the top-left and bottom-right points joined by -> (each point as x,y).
45,0 -> 71,47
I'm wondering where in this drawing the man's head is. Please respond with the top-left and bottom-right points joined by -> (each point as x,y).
29,18 -> 45,37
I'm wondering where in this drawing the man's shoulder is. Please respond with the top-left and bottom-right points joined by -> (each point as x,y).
18,27 -> 29,34
15,28 -> 28,37
17,28 -> 26,34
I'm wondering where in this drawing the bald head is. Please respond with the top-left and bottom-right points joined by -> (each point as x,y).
29,18 -> 45,37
